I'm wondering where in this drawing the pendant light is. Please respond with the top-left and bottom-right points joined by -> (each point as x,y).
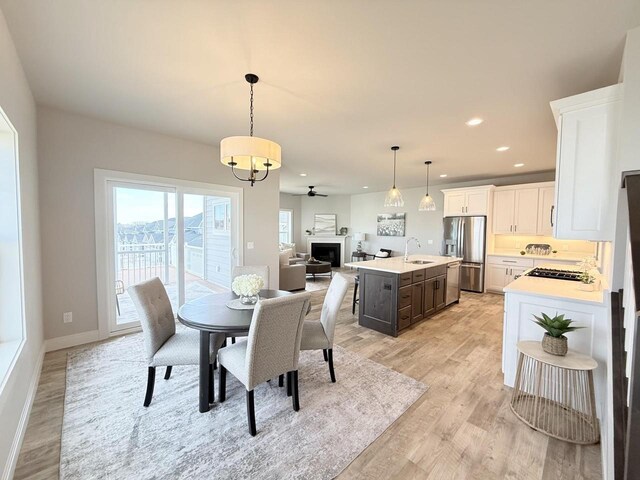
418,161 -> 436,211
384,146 -> 404,207
220,73 -> 281,186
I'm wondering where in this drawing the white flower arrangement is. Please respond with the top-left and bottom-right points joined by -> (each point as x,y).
232,274 -> 264,297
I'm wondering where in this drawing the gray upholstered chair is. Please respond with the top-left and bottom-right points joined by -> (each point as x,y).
217,292 -> 311,436
232,265 -> 270,288
300,273 -> 349,382
128,277 -> 225,407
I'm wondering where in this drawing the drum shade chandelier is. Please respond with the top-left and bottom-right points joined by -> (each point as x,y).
220,73 -> 281,186
383,146 -> 404,207
418,161 -> 436,211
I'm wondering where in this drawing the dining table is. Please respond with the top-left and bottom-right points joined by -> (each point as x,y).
177,289 -> 292,413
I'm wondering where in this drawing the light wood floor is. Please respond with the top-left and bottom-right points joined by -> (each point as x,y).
14,284 -> 602,480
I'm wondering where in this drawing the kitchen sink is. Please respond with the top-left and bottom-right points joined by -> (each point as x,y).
407,260 -> 434,264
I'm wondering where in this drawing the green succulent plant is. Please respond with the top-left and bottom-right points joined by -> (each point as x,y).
533,312 -> 583,338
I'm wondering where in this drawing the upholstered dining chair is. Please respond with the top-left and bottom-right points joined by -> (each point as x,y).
217,292 -> 311,436
128,277 -> 225,407
232,265 -> 270,288
300,273 -> 349,383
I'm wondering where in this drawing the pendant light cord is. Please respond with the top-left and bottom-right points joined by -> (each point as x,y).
393,149 -> 397,188
249,83 -> 254,137
426,162 -> 430,195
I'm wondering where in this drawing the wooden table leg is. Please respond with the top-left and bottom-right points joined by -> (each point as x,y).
199,330 -> 211,413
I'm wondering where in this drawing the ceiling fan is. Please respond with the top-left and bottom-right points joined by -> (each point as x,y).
304,186 -> 328,197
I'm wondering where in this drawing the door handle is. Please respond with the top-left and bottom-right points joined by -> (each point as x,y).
510,225 -> 512,232
514,225 -> 517,232
550,205 -> 554,227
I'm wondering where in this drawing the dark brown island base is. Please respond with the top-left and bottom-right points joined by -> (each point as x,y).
345,256 -> 462,337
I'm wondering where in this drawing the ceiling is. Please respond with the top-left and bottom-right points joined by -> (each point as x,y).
2,1 -> 639,194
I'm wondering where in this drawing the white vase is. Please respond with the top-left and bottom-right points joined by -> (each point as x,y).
239,294 -> 259,305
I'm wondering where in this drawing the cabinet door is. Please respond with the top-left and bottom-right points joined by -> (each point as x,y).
434,275 -> 447,310
444,192 -> 466,216
555,102 -> 618,241
411,282 -> 424,323
486,264 -> 509,293
513,188 -> 539,234
465,190 -> 489,216
492,190 -> 515,234
423,278 -> 436,316
537,186 -> 555,236
510,267 -> 528,281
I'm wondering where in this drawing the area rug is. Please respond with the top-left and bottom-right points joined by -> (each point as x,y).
60,331 -> 427,479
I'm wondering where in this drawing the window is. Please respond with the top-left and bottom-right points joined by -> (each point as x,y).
0,106 -> 25,390
213,202 -> 230,232
279,209 -> 293,243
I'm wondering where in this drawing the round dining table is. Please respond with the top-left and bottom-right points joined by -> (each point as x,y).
177,289 -> 292,413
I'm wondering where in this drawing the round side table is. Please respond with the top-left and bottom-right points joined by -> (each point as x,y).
510,340 -> 599,444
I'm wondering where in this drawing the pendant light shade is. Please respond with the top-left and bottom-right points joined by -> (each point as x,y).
220,73 -> 281,186
384,146 -> 404,207
418,161 -> 437,211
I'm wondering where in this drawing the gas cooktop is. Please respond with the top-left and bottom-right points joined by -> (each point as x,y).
525,267 -> 582,281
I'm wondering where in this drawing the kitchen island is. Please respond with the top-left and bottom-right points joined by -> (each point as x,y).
345,255 -> 462,336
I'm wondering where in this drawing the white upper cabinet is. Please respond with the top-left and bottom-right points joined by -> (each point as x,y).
550,84 -> 622,241
537,186 -> 555,237
442,186 -> 494,217
492,185 -> 543,235
493,190 -> 515,233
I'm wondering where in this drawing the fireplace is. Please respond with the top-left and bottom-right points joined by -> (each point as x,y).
311,243 -> 341,267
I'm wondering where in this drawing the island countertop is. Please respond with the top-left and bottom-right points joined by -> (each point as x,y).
344,255 -> 461,274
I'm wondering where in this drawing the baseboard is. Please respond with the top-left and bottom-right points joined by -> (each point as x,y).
2,343 -> 45,480
45,329 -> 101,352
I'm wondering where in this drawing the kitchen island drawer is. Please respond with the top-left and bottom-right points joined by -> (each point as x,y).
412,269 -> 426,283
425,265 -> 447,279
399,272 -> 413,287
398,285 -> 412,308
398,306 -> 412,330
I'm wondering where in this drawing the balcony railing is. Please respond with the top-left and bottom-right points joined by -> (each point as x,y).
116,243 -> 169,288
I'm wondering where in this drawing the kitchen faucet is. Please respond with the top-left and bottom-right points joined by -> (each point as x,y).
404,237 -> 421,262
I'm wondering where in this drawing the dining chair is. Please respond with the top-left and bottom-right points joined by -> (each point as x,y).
217,292 -> 311,436
232,265 -> 270,288
128,277 -> 225,407
300,273 -> 349,383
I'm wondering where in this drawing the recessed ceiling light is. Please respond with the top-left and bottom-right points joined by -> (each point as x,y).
299,173 -> 307,177
465,117 -> 483,126
363,186 -> 369,189
440,174 -> 448,178
514,163 -> 525,168
496,146 -> 510,152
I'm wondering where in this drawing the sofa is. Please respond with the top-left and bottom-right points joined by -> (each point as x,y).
279,250 -> 306,291
278,242 -> 310,265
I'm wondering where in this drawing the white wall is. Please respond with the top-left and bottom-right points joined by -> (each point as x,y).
300,194 -> 352,252
37,107 -> 280,340
350,172 -> 555,257
0,8 -> 43,479
279,193 -> 302,248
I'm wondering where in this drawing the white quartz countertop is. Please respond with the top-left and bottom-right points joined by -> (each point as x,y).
503,263 -> 608,305
488,250 -> 585,262
344,255 -> 461,274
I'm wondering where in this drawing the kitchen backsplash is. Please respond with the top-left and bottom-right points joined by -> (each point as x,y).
492,235 -> 596,256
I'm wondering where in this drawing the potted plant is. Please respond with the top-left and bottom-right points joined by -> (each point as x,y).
533,312 -> 583,356
578,270 -> 596,291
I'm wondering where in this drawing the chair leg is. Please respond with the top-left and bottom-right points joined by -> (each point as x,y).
116,295 -> 121,316
219,365 -> 226,402
328,348 -> 336,383
208,363 -> 214,403
286,371 -> 292,397
232,337 -> 236,344
144,367 -> 156,407
246,390 -> 256,436
278,374 -> 284,387
164,366 -> 172,380
323,349 -> 328,362
292,370 -> 300,412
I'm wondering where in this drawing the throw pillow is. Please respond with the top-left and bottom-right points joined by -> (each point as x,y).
279,250 -> 292,266
375,250 -> 390,258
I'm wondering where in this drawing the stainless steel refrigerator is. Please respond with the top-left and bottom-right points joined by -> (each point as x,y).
442,216 -> 486,293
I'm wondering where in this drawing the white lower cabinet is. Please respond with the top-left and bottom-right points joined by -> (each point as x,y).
486,256 -> 534,293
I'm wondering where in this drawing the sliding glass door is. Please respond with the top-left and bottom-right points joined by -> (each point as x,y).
105,180 -> 238,334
